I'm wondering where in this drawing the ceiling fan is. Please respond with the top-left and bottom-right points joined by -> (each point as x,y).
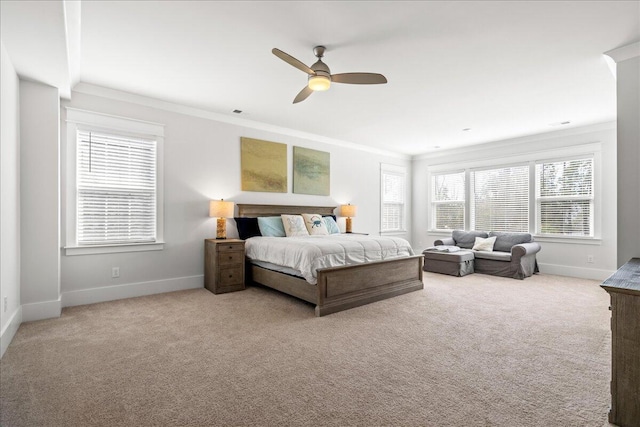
272,46 -> 388,104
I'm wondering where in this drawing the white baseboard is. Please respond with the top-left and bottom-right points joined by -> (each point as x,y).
61,274 -> 204,308
0,306 -> 23,359
21,298 -> 62,322
538,263 -> 615,281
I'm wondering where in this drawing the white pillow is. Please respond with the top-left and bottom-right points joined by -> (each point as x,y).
472,236 -> 497,252
281,214 -> 310,237
302,213 -> 329,235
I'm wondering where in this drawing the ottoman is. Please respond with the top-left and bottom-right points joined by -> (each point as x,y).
422,249 -> 475,277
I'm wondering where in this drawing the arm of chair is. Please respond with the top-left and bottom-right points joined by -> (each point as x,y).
434,237 -> 456,246
511,242 -> 541,260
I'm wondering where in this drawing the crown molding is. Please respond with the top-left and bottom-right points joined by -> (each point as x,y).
71,82 -> 410,160
605,41 -> 640,63
411,121 -> 616,161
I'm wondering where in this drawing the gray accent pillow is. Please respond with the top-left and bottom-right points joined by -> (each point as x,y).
488,231 -> 532,252
452,230 -> 489,249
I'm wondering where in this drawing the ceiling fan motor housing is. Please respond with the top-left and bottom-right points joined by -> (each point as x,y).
308,59 -> 331,90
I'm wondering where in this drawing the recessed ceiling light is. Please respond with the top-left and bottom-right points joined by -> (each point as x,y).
462,128 -> 471,131
549,121 -> 571,126
434,145 -> 441,149
232,109 -> 243,114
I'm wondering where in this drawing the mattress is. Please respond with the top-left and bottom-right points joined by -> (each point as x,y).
245,234 -> 415,285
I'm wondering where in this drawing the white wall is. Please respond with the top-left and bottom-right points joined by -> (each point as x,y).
412,123 -> 617,280
615,55 -> 640,266
0,41 -> 22,358
59,86 -> 412,307
19,80 -> 61,321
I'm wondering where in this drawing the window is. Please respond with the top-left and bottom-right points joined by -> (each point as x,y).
429,150 -> 598,239
471,165 -> 529,232
431,171 -> 465,230
381,164 -> 406,233
77,130 -> 157,244
535,158 -> 594,236
65,108 -> 164,255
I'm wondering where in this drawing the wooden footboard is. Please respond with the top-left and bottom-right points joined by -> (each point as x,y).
249,255 -> 424,317
315,255 -> 424,316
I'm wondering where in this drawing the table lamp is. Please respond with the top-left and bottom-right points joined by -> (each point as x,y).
340,204 -> 357,233
209,199 -> 234,239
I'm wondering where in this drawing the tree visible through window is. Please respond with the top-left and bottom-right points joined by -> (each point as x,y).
536,158 -> 593,236
471,165 -> 529,232
431,172 -> 465,230
429,154 -> 595,237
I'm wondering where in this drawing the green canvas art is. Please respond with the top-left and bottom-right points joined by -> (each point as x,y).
293,146 -> 330,196
241,137 -> 287,193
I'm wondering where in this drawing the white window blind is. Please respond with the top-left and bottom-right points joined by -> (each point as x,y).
77,130 -> 157,245
381,166 -> 406,232
431,172 -> 465,230
535,158 -> 593,236
471,165 -> 529,232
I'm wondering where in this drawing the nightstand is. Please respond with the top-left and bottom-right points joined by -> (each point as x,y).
342,232 -> 369,235
204,239 -> 245,294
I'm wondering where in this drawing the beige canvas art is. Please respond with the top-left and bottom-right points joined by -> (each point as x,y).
241,137 -> 287,193
293,146 -> 330,196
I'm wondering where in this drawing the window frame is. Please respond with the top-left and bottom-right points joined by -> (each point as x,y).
427,144 -> 601,242
64,108 -> 165,255
430,170 -> 466,231
534,155 -> 595,238
380,163 -> 407,234
469,162 -> 530,233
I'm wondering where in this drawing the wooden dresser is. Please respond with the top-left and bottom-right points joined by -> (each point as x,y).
204,239 -> 245,294
601,257 -> 640,427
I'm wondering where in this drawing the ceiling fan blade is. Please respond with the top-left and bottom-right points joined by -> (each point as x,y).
293,86 -> 313,104
331,73 -> 388,85
272,48 -> 314,75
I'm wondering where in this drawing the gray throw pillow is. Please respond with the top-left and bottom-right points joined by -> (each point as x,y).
452,230 -> 489,249
488,231 -> 532,252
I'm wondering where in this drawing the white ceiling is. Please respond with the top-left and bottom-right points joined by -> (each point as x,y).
2,1 -> 639,155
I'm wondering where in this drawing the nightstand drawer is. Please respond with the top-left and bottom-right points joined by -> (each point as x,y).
218,242 -> 244,252
205,238 -> 245,294
219,265 -> 244,286
218,251 -> 243,265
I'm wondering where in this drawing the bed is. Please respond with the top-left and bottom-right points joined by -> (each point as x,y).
237,204 -> 424,316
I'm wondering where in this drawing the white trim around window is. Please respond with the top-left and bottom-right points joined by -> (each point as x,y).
64,108 -> 165,255
427,143 -> 602,241
380,163 -> 407,234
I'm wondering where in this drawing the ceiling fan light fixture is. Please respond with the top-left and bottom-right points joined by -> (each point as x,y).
308,75 -> 331,91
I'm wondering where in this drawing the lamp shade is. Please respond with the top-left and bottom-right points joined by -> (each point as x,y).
209,200 -> 234,218
340,204 -> 357,217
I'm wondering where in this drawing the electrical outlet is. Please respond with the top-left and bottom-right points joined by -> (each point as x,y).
587,255 -> 594,264
112,267 -> 120,278
3,297 -> 7,313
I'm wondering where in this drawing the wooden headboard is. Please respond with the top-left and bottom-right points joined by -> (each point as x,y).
236,204 -> 336,218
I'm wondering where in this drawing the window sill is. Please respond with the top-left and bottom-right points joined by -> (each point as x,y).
427,230 -> 457,235
532,236 -> 601,245
381,230 -> 408,236
64,242 -> 165,256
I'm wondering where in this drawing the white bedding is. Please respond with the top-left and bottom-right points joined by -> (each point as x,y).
245,234 -> 415,285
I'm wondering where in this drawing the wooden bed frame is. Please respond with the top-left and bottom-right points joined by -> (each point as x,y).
237,204 -> 424,317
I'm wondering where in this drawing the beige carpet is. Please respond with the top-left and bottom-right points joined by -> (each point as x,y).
1,273 -> 613,426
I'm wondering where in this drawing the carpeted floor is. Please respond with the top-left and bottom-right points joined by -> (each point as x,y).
1,272 -> 613,426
